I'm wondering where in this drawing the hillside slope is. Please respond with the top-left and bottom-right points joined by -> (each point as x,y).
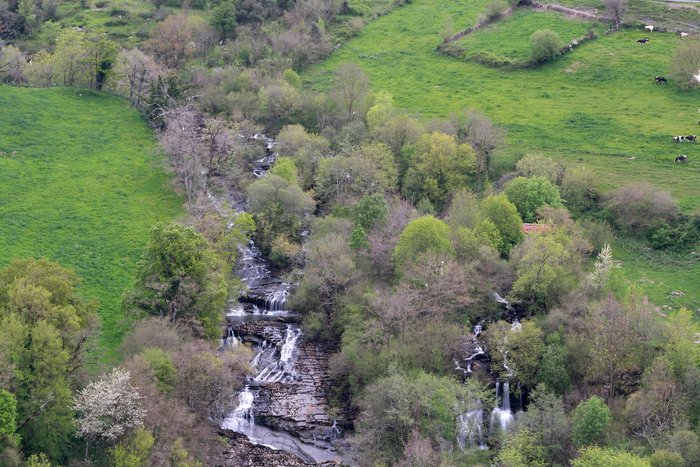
0,86 -> 183,360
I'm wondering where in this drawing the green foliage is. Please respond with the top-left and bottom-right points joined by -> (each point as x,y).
349,226 -> 370,250
211,0 -> 237,39
111,429 -> 155,467
573,446 -> 650,467
649,450 -> 684,467
141,348 -> 177,392
0,86 -> 181,358
561,165 -> 600,215
537,343 -> 571,395
484,320 -> 544,387
530,29 -> 564,63
352,193 -> 388,230
246,174 -> 315,253
511,233 -> 576,308
282,69 -> 302,89
393,216 -> 453,269
124,223 -> 227,340
0,258 -> 98,460
504,176 -> 563,222
269,157 -> 299,185
484,0 -> 508,20
572,396 -> 611,448
354,371 -> 488,465
480,194 -> 523,255
0,389 -> 18,449
518,384 -> 570,464
497,428 -> 547,467
25,453 -> 52,467
401,131 -> 476,207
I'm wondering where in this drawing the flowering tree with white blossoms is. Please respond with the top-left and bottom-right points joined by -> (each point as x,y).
74,368 -> 146,458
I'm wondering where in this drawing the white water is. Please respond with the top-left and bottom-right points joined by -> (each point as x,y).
490,381 -> 515,435
457,408 -> 487,450
222,386 -> 255,432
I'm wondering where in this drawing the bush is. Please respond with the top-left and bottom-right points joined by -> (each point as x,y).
605,183 -> 678,236
503,176 -> 563,222
530,29 -> 564,63
669,40 -> 700,89
572,396 -> 611,447
393,216 -> 453,269
485,0 -> 508,20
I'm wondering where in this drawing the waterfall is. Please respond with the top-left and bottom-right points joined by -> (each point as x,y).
222,386 -> 255,432
490,381 -> 514,435
457,408 -> 487,450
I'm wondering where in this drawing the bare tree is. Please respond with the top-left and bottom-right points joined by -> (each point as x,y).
453,109 -> 505,182
112,48 -> 163,107
602,0 -> 627,27
200,119 -> 236,189
332,62 -> 369,122
160,106 -> 204,203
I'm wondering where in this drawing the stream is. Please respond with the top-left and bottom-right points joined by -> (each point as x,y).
217,134 -> 342,465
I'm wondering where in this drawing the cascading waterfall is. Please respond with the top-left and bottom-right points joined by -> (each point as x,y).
218,133 -> 341,465
457,408 -> 487,450
490,381 -> 515,435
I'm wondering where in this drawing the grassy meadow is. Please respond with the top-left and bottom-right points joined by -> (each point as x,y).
305,0 -> 700,309
453,9 -> 607,62
0,86 -> 183,361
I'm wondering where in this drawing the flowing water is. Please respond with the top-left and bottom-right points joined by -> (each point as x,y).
217,134 -> 341,464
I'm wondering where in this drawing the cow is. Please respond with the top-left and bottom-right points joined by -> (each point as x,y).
674,136 -> 685,142
645,25 -> 654,32
686,135 -> 697,141
637,38 -> 649,44
675,155 -> 688,163
655,76 -> 668,83
680,32 -> 688,38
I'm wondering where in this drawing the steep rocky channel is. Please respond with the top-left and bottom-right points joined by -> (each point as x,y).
217,135 -> 342,466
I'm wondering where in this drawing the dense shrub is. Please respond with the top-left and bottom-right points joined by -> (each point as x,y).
530,29 -> 564,63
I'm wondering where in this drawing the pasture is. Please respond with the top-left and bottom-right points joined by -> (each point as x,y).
305,0 -> 700,308
0,86 -> 183,361
452,9 -> 607,63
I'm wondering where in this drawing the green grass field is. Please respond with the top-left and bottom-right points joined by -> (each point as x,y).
0,86 -> 183,360
453,9 -> 606,62
305,0 -> 700,308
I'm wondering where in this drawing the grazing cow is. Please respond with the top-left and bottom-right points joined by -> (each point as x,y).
675,155 -> 688,163
645,25 -> 654,32
655,76 -> 668,83
637,38 -> 649,44
686,135 -> 697,141
680,32 -> 688,38
674,136 -> 685,142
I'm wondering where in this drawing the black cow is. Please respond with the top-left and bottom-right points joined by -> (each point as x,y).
637,38 -> 649,43
674,155 -> 688,163
655,76 -> 668,83
674,136 -> 685,142
685,135 -> 697,141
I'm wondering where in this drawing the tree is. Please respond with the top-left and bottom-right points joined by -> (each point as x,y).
393,216 -> 453,269
84,35 -> 118,90
353,371 -> 488,465
669,40 -> 700,89
0,389 -> 18,449
0,259 -> 98,459
480,194 -> 523,255
518,384 -> 570,464
111,48 -> 162,107
111,429 -> 155,467
246,174 -> 315,252
538,342 -> 571,395
530,29 -> 564,63
147,14 -> 197,68
650,450 -> 684,467
315,143 -> 397,206
511,233 -> 576,309
452,109 -> 504,184
353,193 -> 388,230
587,244 -> 622,292
605,183 -> 678,235
402,131 -> 476,207
498,428 -> 546,467
504,176 -> 563,223
53,28 -> 89,86
124,223 -> 228,340
0,43 -> 26,83
561,165 -> 600,215
573,446 -> 650,467
484,320 -> 545,387
571,396 -> 611,448
211,0 -> 237,40
275,124 -> 331,190
332,62 -> 369,122
516,154 -> 563,183
269,157 -> 299,185
603,0 -> 627,27
74,368 -> 145,456
349,225 -> 370,250
160,106 -> 204,203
